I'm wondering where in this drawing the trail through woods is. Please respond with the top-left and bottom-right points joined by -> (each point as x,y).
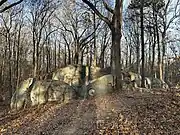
0,89 -> 180,134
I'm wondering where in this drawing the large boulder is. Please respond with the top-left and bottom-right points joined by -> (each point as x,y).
48,80 -> 76,103
30,80 -> 76,106
52,65 -> 84,86
150,78 -> 169,89
11,77 -> 77,110
52,65 -> 116,98
161,80 -> 169,89
87,74 -> 114,96
52,64 -> 103,85
176,82 -> 180,89
126,72 -> 142,87
10,78 -> 35,110
30,80 -> 51,106
88,66 -> 101,79
145,77 -> 152,89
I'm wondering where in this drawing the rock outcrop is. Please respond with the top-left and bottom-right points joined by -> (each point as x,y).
11,78 -> 76,111
52,64 -> 103,85
87,74 -> 114,96
145,77 -> 151,89
10,78 -> 35,110
52,65 -> 84,86
30,80 -> 76,106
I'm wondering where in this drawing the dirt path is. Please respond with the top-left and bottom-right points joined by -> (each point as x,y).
0,89 -> 180,135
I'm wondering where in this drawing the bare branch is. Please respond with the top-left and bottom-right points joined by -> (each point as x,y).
55,15 -> 75,40
166,0 -> 180,29
0,0 -> 23,13
80,30 -> 95,49
102,0 -> 114,14
82,0 -> 111,26
79,29 -> 87,39
0,0 -> 7,7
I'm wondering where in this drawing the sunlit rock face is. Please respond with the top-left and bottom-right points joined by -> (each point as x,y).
161,80 -> 169,89
30,80 -> 76,106
11,77 -> 77,111
30,80 -> 51,106
52,65 -> 83,86
126,72 -> 142,87
88,66 -> 101,79
145,77 -> 152,89
52,64 -> 103,85
176,82 -> 180,89
150,78 -> 169,89
52,64 -> 103,98
87,74 -> 114,96
10,78 -> 35,110
48,80 -> 76,103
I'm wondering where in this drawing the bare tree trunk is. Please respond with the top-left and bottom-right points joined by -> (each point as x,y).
16,24 -> 22,89
54,39 -> 57,69
32,27 -> 36,77
74,44 -> 80,65
42,44 -> 45,72
148,31 -> 152,75
0,50 -> 5,90
129,50 -> 132,67
140,0 -> 145,87
81,50 -> 84,65
125,44 -> 128,68
46,46 -> 49,74
155,13 -> 162,80
111,28 -> 122,89
58,42 -> 61,68
7,32 -> 12,97
93,1 -> 97,67
1,46 -> 7,89
13,26 -> 17,91
136,39 -> 140,74
50,48 -> 53,71
82,0 -> 123,90
162,32 -> 166,81
68,46 -> 71,65
151,25 -> 156,76
89,43 -> 92,80
99,30 -> 109,68
64,44 -> 67,66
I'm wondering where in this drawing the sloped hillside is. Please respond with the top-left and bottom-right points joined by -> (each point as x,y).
0,88 -> 179,135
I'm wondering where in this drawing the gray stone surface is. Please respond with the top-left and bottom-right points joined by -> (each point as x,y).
145,77 -> 151,89
150,78 -> 169,89
48,80 -> 76,102
127,72 -> 142,88
52,65 -> 82,86
30,80 -> 76,106
10,78 -> 34,110
11,78 -> 76,110
87,74 -> 114,96
30,80 -> 51,106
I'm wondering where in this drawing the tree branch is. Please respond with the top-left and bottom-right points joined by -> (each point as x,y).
0,0 -> 23,13
55,15 -> 75,40
0,0 -> 7,7
82,0 -> 111,26
102,0 -> 114,14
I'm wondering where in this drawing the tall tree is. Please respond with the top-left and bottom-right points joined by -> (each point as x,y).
82,0 -> 124,90
140,0 -> 145,87
159,0 -> 180,81
28,0 -> 58,77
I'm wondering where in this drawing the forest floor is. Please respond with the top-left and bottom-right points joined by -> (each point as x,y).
0,88 -> 179,135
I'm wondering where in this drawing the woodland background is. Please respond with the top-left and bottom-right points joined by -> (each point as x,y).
0,0 -> 179,109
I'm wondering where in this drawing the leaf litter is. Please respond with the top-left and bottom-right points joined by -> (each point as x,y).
0,88 -> 179,135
